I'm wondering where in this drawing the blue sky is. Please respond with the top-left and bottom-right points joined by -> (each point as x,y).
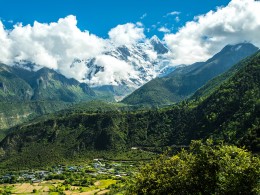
0,0 -> 230,38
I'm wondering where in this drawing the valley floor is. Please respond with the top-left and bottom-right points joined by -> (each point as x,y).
0,159 -> 139,195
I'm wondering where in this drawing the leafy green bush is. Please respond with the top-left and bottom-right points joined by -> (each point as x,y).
127,140 -> 260,195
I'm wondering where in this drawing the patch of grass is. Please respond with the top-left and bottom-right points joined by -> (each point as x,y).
49,192 -> 60,195
80,185 -> 96,192
0,185 -> 14,194
97,179 -> 117,189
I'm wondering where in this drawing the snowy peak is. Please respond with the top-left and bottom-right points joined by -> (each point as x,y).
150,35 -> 161,44
150,35 -> 169,54
12,35 -> 172,99
116,46 -> 131,60
82,37 -> 170,89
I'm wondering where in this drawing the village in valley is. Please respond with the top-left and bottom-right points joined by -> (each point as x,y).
0,159 -> 139,194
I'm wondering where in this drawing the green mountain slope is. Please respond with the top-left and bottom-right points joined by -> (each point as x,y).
0,101 -> 72,140
191,53 -> 257,100
0,64 -> 99,132
28,67 -> 96,102
0,64 -> 33,101
122,43 -> 258,105
0,64 -> 96,102
0,50 -> 259,168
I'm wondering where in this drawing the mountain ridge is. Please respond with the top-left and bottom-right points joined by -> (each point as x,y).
71,36 -> 171,98
0,64 -> 97,132
122,43 -> 259,105
0,64 -> 96,102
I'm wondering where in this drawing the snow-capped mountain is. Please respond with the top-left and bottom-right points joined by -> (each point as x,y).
12,35 -> 172,100
70,35 -> 171,99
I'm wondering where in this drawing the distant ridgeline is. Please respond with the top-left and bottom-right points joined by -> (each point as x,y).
0,50 -> 259,168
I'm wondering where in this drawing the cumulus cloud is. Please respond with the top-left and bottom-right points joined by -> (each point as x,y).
164,0 -> 260,65
0,15 -> 107,81
0,21 -> 12,64
158,27 -> 171,33
108,23 -> 145,46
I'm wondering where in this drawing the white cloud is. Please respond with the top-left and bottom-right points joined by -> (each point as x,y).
145,49 -> 158,61
108,23 -> 145,46
158,27 -> 170,33
151,24 -> 157,29
88,55 -> 138,86
0,21 -> 12,64
140,13 -> 147,20
136,22 -> 143,27
0,15 -> 108,81
165,11 -> 181,17
164,0 -> 260,65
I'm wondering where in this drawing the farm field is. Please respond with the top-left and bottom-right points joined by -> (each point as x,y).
0,179 -> 117,194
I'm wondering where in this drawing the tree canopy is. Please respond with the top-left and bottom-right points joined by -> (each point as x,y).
128,140 -> 260,195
